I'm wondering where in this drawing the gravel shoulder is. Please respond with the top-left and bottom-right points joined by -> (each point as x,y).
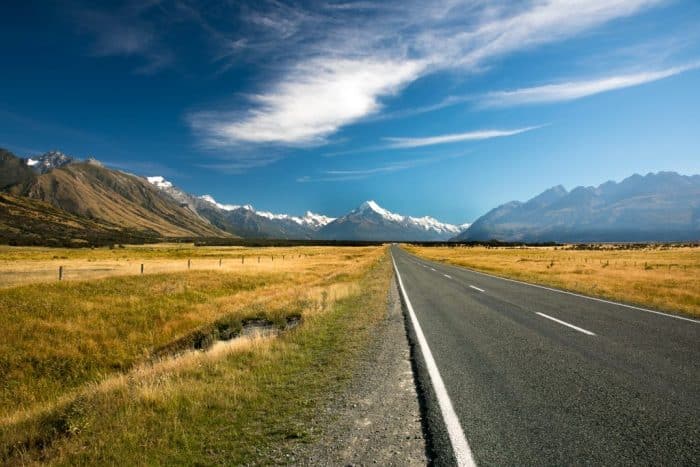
288,276 -> 428,465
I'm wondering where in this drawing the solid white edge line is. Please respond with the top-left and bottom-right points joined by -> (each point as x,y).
409,252 -> 698,324
469,285 -> 485,293
444,274 -> 452,279
392,253 -> 476,467
536,312 -> 596,336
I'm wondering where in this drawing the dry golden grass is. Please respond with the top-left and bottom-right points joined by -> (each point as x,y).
405,244 -> 700,317
0,243 -> 349,288
0,245 -> 384,418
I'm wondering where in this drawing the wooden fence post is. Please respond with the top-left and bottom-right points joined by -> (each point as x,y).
141,264 -> 144,274
58,265 -> 63,281
219,258 -> 222,267
241,256 -> 244,264
188,259 -> 191,269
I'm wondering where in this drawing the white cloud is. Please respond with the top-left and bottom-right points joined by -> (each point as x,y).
384,126 -> 541,149
299,150 -> 472,182
189,0 -> 668,151
190,58 -> 425,146
479,63 -> 699,107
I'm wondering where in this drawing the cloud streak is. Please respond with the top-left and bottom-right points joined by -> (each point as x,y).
190,58 -> 426,146
189,0 -> 666,149
298,151 -> 471,182
383,126 -> 541,149
479,63 -> 699,107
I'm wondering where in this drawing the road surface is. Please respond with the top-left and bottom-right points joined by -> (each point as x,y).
391,245 -> 699,466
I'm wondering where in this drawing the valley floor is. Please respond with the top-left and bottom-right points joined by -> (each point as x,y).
0,244 -> 408,464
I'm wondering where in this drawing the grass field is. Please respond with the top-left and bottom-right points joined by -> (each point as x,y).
405,244 -> 700,317
0,244 -> 392,464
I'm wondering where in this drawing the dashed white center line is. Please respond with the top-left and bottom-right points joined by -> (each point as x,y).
536,312 -> 596,336
469,285 -> 485,293
430,267 -> 436,271
444,274 -> 452,279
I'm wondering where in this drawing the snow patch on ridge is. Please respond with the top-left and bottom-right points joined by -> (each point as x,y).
146,176 -> 173,189
198,194 -> 252,212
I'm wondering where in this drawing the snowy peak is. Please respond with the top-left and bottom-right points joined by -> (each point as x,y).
301,211 -> 335,228
319,200 -> 469,241
353,200 -> 463,234
198,194 -> 252,212
196,193 -> 333,229
147,176 -> 173,189
24,150 -> 74,174
356,200 -> 403,222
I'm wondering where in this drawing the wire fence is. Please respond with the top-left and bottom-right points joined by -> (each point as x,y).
0,254 -> 308,288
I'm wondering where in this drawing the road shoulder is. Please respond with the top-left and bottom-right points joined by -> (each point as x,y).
287,275 -> 428,465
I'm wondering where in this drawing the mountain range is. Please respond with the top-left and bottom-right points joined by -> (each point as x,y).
0,149 -> 468,243
145,178 -> 465,241
1,147 -> 698,244
455,172 -> 700,242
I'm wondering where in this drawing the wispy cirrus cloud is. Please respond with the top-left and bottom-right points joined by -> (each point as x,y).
479,63 -> 700,108
298,151 -> 471,182
189,0 -> 667,150
383,126 -> 541,149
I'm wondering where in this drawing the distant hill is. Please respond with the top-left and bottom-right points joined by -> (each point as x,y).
454,172 -> 700,242
0,149 -> 230,240
317,200 -> 463,241
0,192 -> 159,246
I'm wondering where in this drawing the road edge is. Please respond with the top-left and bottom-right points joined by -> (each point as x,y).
392,248 -> 475,466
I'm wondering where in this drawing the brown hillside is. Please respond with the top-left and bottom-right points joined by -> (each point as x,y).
22,162 -> 229,238
0,192 -> 160,246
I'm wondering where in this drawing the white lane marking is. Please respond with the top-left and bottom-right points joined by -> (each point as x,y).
430,267 -> 436,271
536,312 -> 596,336
444,274 -> 452,279
469,285 -> 485,293
412,254 -> 699,324
392,254 -> 477,467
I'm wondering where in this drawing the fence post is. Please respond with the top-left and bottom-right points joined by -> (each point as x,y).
241,256 -> 244,264
188,259 -> 191,270
219,258 -> 222,267
258,256 -> 260,263
58,265 -> 63,281
141,263 -> 144,274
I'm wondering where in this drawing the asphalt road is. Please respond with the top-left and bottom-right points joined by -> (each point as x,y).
391,245 -> 699,466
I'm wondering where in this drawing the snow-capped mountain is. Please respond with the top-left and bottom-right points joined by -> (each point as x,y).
317,200 -> 467,241
146,177 -> 466,241
24,150 -> 75,174
196,193 -> 335,237
146,177 -> 335,239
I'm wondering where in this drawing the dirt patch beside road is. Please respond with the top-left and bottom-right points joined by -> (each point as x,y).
287,276 -> 428,465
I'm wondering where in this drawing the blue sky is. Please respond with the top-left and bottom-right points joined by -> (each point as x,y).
1,0 -> 699,223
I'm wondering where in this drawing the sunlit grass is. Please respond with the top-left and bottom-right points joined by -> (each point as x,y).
404,244 -> 700,316
0,245 -> 391,464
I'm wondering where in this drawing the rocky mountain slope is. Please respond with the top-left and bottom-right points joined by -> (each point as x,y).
1,149 -> 229,239
454,172 -> 700,242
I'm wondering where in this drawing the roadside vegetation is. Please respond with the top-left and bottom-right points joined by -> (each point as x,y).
0,244 -> 392,464
405,244 -> 700,317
